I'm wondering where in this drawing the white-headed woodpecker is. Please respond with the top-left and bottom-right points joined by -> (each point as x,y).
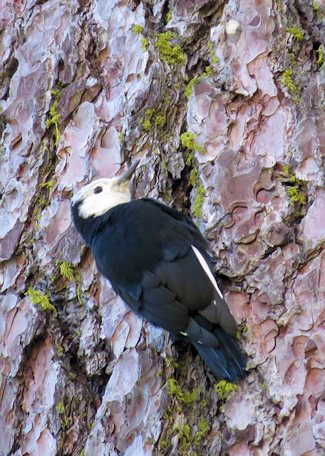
71,162 -> 246,381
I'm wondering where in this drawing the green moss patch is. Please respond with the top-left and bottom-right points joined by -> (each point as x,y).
26,287 -> 56,313
132,24 -> 143,34
286,27 -> 304,41
282,69 -> 301,103
283,165 -> 307,205
180,132 -> 205,154
214,380 -> 238,400
46,90 -> 61,147
155,31 -> 185,65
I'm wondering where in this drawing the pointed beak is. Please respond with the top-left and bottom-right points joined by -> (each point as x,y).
116,160 -> 139,185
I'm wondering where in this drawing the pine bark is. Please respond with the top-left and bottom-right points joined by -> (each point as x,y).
0,1 -> 324,455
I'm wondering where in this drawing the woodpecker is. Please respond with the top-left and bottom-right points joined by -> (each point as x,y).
71,162 -> 246,381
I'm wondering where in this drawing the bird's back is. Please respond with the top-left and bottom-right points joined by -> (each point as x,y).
89,198 -> 246,380
91,199 -> 207,285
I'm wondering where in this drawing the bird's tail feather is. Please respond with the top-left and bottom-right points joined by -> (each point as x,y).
193,327 -> 247,381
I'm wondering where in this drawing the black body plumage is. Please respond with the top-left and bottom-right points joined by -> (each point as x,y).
72,197 -> 246,381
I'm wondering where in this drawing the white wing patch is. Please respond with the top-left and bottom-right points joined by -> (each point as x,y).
191,245 -> 224,300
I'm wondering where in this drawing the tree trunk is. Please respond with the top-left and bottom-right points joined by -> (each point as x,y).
0,0 -> 324,455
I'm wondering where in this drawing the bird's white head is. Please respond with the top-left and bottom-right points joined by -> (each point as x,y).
71,161 -> 138,219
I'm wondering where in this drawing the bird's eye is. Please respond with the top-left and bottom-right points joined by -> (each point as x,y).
94,186 -> 103,194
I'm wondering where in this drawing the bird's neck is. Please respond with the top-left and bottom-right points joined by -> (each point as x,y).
71,202 -> 106,246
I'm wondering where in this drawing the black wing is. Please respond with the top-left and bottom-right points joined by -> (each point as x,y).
91,199 -> 246,380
